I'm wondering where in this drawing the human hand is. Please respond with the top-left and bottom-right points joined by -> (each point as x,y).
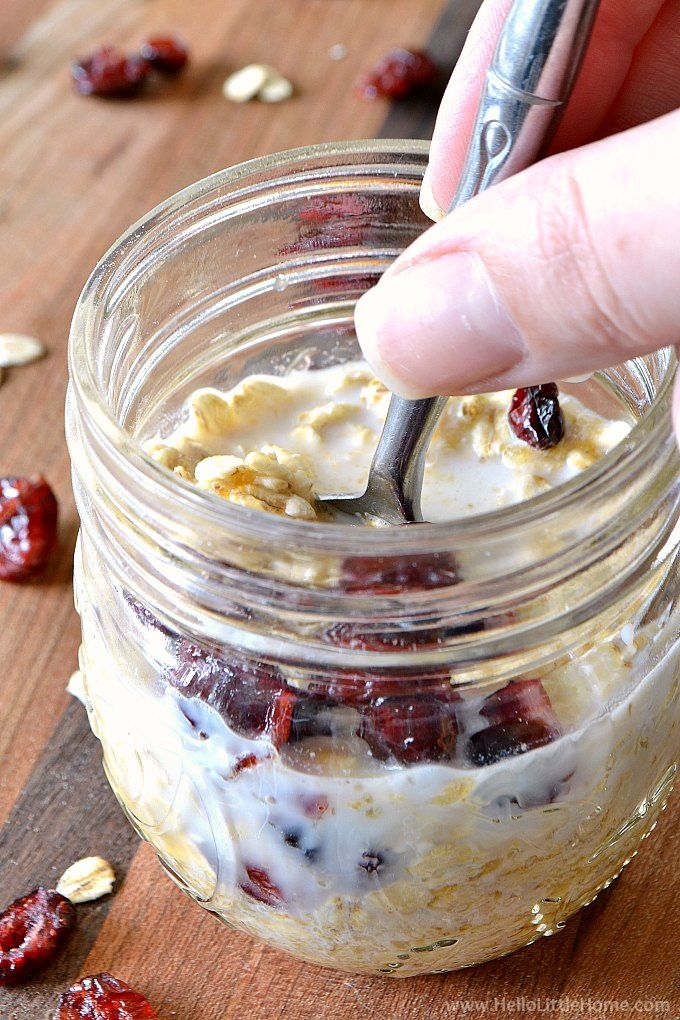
354,0 -> 680,442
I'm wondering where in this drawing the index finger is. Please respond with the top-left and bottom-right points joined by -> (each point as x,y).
425,0 -> 665,215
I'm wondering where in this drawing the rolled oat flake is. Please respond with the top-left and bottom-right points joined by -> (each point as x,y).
0,333 -> 46,368
56,856 -> 116,904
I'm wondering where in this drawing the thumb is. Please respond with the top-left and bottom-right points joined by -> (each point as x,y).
354,109 -> 680,400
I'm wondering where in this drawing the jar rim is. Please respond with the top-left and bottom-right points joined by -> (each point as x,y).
69,138 -> 678,559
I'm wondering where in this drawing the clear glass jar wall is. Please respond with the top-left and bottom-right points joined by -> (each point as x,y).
67,142 -> 679,977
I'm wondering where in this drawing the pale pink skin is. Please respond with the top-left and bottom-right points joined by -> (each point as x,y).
354,0 -> 680,447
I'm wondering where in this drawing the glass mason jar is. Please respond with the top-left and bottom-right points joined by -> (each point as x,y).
66,141 -> 680,978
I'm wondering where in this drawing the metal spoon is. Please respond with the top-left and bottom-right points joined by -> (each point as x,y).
322,0 -> 601,525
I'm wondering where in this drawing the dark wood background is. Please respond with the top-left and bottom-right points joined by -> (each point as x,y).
0,1 -> 678,1017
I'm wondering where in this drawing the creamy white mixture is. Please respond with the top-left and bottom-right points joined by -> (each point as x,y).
145,361 -> 631,522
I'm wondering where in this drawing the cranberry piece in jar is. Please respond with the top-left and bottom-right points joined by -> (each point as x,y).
466,679 -> 562,766
280,193 -> 370,257
357,48 -> 438,101
240,866 -> 285,908
166,638 -> 296,748
71,45 -> 149,98
508,383 -> 565,450
0,887 -> 75,986
139,35 -> 189,76
360,694 -> 458,765
53,972 -> 159,1019
318,619 -> 461,706
341,552 -> 456,594
0,476 -> 58,582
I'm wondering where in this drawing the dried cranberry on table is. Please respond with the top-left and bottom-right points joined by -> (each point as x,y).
140,35 -> 189,75
466,678 -> 562,766
71,45 -> 150,98
0,887 -> 75,986
0,476 -> 58,582
53,973 -> 159,1019
357,48 -> 438,101
508,383 -> 565,450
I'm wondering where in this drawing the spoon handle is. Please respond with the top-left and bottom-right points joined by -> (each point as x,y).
370,0 -> 601,522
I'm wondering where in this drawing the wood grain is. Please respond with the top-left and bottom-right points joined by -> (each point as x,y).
0,1 -> 678,1018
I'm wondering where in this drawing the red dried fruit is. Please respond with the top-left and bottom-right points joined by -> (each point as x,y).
298,793 -> 329,818
316,623 -> 456,706
232,753 -> 261,775
280,193 -> 370,257
360,695 -> 458,765
466,679 -> 562,766
140,35 -> 189,75
267,688 -> 296,748
357,48 -> 438,101
0,887 -> 75,986
71,45 -> 149,98
53,973 -> 158,1019
341,553 -> 456,595
240,866 -> 285,907
508,383 -> 565,450
0,476 -> 58,582
167,639 -> 296,748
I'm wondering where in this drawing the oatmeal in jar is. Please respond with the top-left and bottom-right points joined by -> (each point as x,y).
144,360 -> 631,521
67,143 -> 679,978
74,360 -> 677,975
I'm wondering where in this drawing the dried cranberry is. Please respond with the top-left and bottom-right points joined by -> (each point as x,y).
360,695 -> 457,765
140,35 -> 189,75
0,476 -> 58,582
231,753 -> 262,775
71,45 -> 149,98
166,639 -> 295,748
466,679 -> 562,766
53,973 -> 159,1019
280,194 -> 369,257
298,792 -> 329,818
316,623 -> 454,705
341,553 -> 456,594
240,866 -> 284,907
508,383 -> 565,450
0,887 -> 75,986
357,48 -> 438,101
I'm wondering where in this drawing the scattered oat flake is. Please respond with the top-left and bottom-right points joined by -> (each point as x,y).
56,857 -> 116,904
0,334 -> 46,368
223,64 -> 293,103
259,73 -> 294,103
223,64 -> 272,102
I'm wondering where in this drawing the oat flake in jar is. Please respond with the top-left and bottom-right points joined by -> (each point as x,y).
66,142 -> 679,977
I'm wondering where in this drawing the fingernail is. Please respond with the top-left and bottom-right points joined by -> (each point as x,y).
354,252 -> 525,397
419,166 -> 446,222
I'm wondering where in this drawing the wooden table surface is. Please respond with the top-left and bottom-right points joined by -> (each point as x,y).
0,1 -> 678,1017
